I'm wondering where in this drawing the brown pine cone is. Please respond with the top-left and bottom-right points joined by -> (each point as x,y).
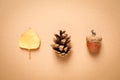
51,30 -> 71,56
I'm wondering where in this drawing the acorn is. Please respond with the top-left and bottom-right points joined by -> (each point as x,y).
86,30 -> 102,54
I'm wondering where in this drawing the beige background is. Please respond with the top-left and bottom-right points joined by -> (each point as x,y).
0,0 -> 120,80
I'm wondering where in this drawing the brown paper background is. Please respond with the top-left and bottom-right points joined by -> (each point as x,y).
0,0 -> 120,80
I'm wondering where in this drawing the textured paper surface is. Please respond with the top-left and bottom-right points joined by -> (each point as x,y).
0,0 -> 120,80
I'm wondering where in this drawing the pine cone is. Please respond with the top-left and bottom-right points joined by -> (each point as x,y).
51,30 -> 71,56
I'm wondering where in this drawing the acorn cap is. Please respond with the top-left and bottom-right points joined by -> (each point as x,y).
86,30 -> 102,42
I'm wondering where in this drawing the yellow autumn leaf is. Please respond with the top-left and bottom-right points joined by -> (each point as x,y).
19,28 -> 40,50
